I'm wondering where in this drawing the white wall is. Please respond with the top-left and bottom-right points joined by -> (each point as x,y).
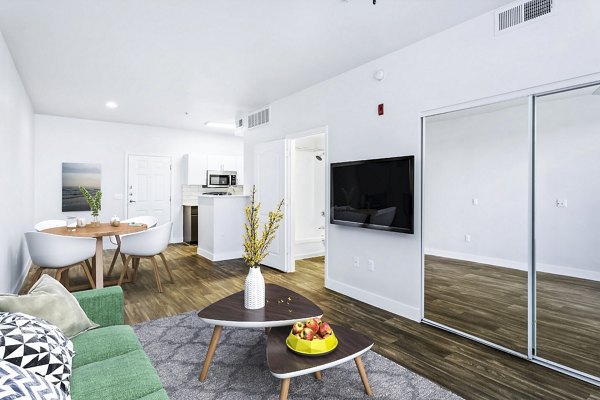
34,115 -> 243,245
536,93 -> 600,280
424,101 -> 530,269
424,90 -> 600,282
293,148 -> 325,259
0,31 -> 34,293
244,2 -> 600,321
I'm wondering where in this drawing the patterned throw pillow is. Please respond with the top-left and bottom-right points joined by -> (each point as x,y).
0,312 -> 73,395
0,360 -> 68,400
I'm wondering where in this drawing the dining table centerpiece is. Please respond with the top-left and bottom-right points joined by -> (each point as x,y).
242,186 -> 284,309
80,186 -> 102,227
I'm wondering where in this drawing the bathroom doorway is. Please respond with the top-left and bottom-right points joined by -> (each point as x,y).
287,128 -> 327,271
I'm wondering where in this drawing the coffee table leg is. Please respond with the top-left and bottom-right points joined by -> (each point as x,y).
199,325 -> 222,381
314,371 -> 322,380
279,378 -> 290,400
354,356 -> 373,396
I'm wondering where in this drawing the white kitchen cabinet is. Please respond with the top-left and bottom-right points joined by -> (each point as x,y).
222,155 -> 237,172
235,156 -> 244,185
183,153 -> 244,186
182,153 -> 208,185
206,154 -> 223,172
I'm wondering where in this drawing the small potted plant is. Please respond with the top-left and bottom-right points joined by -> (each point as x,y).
80,186 -> 102,226
242,186 -> 284,309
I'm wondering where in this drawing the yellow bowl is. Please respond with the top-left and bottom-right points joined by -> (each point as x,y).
286,329 -> 338,356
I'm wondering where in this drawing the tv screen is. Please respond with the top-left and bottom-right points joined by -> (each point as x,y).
330,155 -> 414,234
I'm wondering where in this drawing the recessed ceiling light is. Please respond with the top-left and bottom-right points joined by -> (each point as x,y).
204,121 -> 235,130
105,101 -> 118,109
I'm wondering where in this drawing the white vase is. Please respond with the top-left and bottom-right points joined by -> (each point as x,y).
244,266 -> 265,309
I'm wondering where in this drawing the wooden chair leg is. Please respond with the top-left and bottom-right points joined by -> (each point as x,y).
84,259 -> 96,285
118,256 -> 132,286
150,256 -> 163,293
107,246 -> 121,276
31,266 -> 44,284
54,269 -> 61,282
158,253 -> 174,283
81,262 -> 96,289
132,258 -> 140,282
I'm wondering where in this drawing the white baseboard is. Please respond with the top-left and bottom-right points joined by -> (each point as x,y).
294,238 -> 325,260
325,277 -> 420,322
425,248 -> 528,271
197,247 -> 241,262
425,248 -> 600,282
12,258 -> 32,294
537,262 -> 600,282
295,251 -> 326,260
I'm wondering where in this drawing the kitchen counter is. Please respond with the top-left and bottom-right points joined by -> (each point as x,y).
197,195 -> 250,261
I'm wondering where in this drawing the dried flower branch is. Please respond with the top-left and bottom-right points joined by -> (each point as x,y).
242,186 -> 284,268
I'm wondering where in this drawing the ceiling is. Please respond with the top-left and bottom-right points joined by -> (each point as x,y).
0,0 -> 514,134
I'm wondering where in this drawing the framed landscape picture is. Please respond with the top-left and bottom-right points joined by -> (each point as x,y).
62,162 -> 101,212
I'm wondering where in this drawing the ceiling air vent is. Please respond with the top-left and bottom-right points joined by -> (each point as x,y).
495,0 -> 554,35
247,107 -> 270,130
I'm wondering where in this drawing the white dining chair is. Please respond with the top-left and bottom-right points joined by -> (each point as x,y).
108,215 -> 159,276
34,220 -> 67,232
117,222 -> 174,293
25,232 -> 96,290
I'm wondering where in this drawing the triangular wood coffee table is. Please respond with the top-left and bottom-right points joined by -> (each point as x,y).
267,324 -> 374,399
197,284 -> 323,381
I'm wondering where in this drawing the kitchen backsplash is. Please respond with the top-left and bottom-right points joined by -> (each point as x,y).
182,185 -> 244,205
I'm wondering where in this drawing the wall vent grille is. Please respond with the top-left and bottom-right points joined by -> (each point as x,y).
248,107 -> 270,130
495,0 -> 554,34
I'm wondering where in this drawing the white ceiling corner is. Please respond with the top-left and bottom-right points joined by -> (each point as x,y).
0,0 -> 514,134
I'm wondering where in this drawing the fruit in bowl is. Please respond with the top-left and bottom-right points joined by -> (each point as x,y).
286,318 -> 338,356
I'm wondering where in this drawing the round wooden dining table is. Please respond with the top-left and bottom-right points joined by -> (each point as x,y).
42,222 -> 147,289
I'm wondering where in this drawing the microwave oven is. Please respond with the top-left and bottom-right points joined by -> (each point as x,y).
206,170 -> 237,188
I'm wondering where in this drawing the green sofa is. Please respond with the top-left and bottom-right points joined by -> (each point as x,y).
70,286 -> 168,400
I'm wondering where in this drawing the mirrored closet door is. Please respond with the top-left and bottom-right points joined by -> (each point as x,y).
423,98 -> 530,355
534,84 -> 600,377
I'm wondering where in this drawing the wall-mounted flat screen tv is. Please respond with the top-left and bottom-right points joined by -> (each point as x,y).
330,155 -> 414,234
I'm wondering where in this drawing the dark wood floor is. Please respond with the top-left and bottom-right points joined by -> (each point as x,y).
424,255 -> 529,354
425,255 -> 600,379
22,245 -> 600,400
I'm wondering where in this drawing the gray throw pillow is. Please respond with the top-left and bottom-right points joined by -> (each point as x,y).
0,274 -> 98,338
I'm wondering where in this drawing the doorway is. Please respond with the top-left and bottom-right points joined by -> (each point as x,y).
126,154 -> 172,224
288,130 -> 327,271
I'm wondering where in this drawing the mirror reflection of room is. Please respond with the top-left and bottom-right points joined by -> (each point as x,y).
423,98 -> 529,354
535,84 -> 600,377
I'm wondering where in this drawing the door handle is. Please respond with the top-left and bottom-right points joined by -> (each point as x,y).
129,200 -> 136,203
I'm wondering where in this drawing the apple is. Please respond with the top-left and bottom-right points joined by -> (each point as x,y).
322,333 -> 331,339
306,319 -> 319,332
301,327 -> 315,341
292,321 -> 304,334
319,322 -> 332,337
314,318 -> 322,327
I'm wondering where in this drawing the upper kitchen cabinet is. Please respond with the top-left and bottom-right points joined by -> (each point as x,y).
207,155 -> 238,172
182,153 -> 208,185
183,153 -> 244,185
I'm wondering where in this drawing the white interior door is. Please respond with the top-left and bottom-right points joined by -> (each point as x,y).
127,154 -> 172,224
254,140 -> 291,272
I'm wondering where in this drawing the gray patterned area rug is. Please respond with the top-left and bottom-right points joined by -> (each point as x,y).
133,311 -> 462,400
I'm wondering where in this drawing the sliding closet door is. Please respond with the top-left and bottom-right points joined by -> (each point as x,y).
534,84 -> 600,377
423,98 -> 530,354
